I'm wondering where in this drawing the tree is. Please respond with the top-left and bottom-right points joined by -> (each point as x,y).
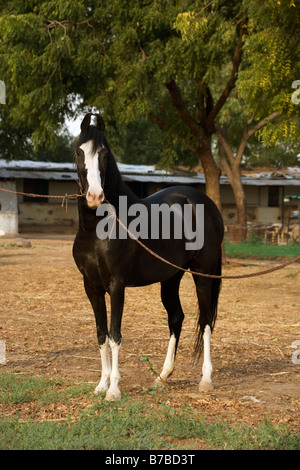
237,0 -> 300,145
216,111 -> 279,228
0,0 -> 248,212
215,0 -> 300,229
117,118 -> 198,168
114,2 -> 248,211
1,1 -> 299,216
0,0 -> 106,148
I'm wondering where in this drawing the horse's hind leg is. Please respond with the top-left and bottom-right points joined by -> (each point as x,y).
191,276 -> 214,391
192,259 -> 221,392
155,271 -> 184,385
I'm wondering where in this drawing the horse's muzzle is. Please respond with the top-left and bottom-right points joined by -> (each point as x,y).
86,190 -> 105,208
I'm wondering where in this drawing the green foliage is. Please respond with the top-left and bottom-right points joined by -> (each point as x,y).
0,0 -> 246,167
0,0 -> 299,169
244,141 -> 300,168
117,119 -> 163,165
0,0 -> 104,149
0,371 -> 92,405
0,125 -> 74,161
238,0 -> 300,145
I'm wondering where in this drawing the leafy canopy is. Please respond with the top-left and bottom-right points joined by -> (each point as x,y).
0,1 -> 244,151
237,0 -> 300,146
0,0 -> 299,165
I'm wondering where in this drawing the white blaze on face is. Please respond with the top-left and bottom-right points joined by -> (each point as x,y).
80,140 -> 104,208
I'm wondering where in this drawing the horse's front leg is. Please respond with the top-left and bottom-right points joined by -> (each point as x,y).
83,278 -> 110,394
106,280 -> 125,401
96,335 -> 111,394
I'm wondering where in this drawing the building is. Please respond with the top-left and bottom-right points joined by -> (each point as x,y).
0,159 -> 299,237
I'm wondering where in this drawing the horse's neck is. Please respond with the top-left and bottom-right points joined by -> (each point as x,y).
77,153 -> 142,231
77,198 -> 98,231
104,156 -> 141,210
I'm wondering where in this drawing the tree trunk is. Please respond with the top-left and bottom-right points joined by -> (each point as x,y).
221,163 -> 247,241
217,130 -> 247,240
197,142 -> 222,214
231,166 -> 246,228
230,166 -> 247,241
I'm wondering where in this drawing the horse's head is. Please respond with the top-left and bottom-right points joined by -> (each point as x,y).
75,113 -> 108,209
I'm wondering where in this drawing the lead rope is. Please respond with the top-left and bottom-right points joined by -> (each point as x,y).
104,199 -> 300,280
0,187 -> 83,211
1,187 -> 299,279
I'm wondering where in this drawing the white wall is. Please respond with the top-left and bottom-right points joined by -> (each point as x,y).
0,180 -> 19,236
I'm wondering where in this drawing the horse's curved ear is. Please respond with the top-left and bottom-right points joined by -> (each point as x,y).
95,114 -> 105,132
80,113 -> 92,133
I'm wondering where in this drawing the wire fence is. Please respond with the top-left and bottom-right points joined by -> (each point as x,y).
224,223 -> 300,245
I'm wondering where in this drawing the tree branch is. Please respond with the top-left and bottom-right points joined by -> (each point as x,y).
196,80 -> 206,126
235,122 -> 249,165
217,111 -> 280,169
218,139 -> 233,182
215,124 -> 236,166
206,17 -> 248,128
148,112 -> 198,153
165,80 -> 201,138
42,18 -> 94,31
246,111 -> 280,139
148,112 -> 169,132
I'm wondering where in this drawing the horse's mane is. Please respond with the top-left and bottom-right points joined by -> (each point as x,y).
76,125 -> 105,154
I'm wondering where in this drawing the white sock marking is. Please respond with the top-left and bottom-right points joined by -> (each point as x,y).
157,334 -> 176,382
105,339 -> 122,401
199,325 -> 213,391
95,336 -> 111,393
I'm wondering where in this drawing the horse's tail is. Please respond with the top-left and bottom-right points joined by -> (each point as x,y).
193,249 -> 222,359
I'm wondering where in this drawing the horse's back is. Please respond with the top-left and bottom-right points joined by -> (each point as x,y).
145,185 -> 217,209
144,185 -> 223,236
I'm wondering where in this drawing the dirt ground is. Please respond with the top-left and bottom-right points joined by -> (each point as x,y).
0,237 -> 299,433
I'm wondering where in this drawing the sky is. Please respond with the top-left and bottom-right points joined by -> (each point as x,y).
65,115 -> 82,136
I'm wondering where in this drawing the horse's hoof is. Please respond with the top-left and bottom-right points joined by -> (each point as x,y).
198,380 -> 214,392
94,386 -> 107,395
105,389 -> 122,401
153,377 -> 166,389
94,381 -> 109,395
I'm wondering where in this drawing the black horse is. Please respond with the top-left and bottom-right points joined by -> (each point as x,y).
73,113 -> 224,400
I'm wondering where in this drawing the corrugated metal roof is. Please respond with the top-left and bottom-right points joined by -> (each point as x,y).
0,159 -> 75,172
0,169 -> 78,181
122,174 -> 204,184
0,159 -> 299,186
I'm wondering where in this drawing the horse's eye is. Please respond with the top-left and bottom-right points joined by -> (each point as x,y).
99,147 -> 108,158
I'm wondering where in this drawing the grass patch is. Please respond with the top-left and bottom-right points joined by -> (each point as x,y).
159,405 -> 300,450
0,371 -> 299,450
225,234 -> 300,260
0,371 -> 91,405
